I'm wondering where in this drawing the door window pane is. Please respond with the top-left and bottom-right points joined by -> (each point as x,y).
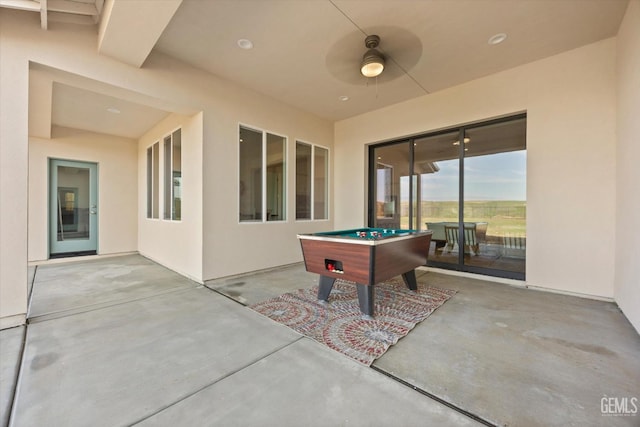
239,126 -> 263,221
314,146 -> 328,220
296,142 -> 312,220
50,160 -> 98,256
463,119 -> 526,273
371,142 -> 410,229
266,133 -> 286,221
56,166 -> 90,241
414,132 -> 460,264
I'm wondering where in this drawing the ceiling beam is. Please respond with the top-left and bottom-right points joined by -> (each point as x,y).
39,0 -> 46,29
0,0 -> 99,30
0,0 -> 39,12
98,0 -> 182,68
46,0 -> 97,16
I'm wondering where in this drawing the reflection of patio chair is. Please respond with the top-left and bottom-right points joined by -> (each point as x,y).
444,225 -> 480,255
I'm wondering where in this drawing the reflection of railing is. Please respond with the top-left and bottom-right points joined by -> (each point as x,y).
501,234 -> 526,259
413,201 -> 527,219
503,234 -> 526,249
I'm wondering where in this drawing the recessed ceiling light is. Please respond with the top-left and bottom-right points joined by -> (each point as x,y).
237,38 -> 253,49
338,95 -> 349,102
106,107 -> 120,114
488,33 -> 507,45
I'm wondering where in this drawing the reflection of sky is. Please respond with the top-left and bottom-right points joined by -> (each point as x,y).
389,151 -> 526,201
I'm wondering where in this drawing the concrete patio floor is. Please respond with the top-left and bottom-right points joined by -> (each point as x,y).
1,254 -> 639,426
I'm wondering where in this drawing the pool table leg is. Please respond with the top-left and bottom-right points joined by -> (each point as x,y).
356,283 -> 375,319
401,270 -> 418,291
317,275 -> 336,302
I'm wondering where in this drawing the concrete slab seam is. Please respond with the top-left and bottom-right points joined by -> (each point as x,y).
202,283 -> 249,307
370,365 -> 499,427
7,326 -> 29,427
27,265 -> 37,310
127,336 -> 306,425
27,286 -> 201,325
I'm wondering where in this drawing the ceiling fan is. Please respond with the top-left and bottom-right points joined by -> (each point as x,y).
325,27 -> 424,87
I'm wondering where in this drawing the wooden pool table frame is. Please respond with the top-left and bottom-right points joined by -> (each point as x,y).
298,229 -> 433,318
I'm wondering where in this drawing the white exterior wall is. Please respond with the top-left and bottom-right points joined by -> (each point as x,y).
0,12 -> 30,328
615,0 -> 640,333
1,5 -> 636,332
0,9 -> 333,327
138,113 -> 204,282
335,38 -> 617,299
201,91 -> 335,280
29,127 -> 138,261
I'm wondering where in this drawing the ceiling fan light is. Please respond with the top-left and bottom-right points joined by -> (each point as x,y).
361,49 -> 385,78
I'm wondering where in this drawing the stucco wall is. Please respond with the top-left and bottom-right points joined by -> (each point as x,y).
615,0 -> 640,333
29,127 -> 138,261
1,5 -> 635,331
1,12 -> 32,327
138,113 -> 204,282
0,9 -> 333,327
335,38 -> 617,299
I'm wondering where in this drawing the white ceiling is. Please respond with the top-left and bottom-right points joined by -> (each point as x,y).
154,0 -> 629,121
51,83 -> 171,139
9,0 -> 630,137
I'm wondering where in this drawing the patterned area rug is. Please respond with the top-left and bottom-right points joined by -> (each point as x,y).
250,278 -> 456,365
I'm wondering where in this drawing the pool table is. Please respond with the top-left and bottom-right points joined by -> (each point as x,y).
297,228 -> 433,318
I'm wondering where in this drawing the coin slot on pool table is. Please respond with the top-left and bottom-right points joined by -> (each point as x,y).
325,259 -> 344,274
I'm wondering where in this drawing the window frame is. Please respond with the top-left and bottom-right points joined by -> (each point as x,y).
146,141 -> 160,220
295,140 -> 330,222
163,128 -> 182,221
146,127 -> 182,222
238,124 -> 288,224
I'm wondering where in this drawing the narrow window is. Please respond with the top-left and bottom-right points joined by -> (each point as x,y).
296,142 -> 312,220
146,146 -> 153,218
162,130 -> 182,221
163,135 -> 172,220
147,142 -> 160,219
314,146 -> 328,220
239,126 -> 263,222
266,133 -> 286,221
171,129 -> 182,221
296,142 -> 329,220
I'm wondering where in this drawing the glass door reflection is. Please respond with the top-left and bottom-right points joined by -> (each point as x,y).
463,119 -> 527,274
50,159 -> 98,256
413,132 -> 460,266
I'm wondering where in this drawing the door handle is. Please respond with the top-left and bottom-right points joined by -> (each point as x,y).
90,205 -> 97,215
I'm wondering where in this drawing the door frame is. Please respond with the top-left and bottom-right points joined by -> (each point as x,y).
367,113 -> 527,280
49,158 -> 98,257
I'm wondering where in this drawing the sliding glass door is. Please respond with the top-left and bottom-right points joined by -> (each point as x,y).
371,141 -> 410,230
413,131 -> 460,267
463,119 -> 526,275
369,114 -> 526,280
